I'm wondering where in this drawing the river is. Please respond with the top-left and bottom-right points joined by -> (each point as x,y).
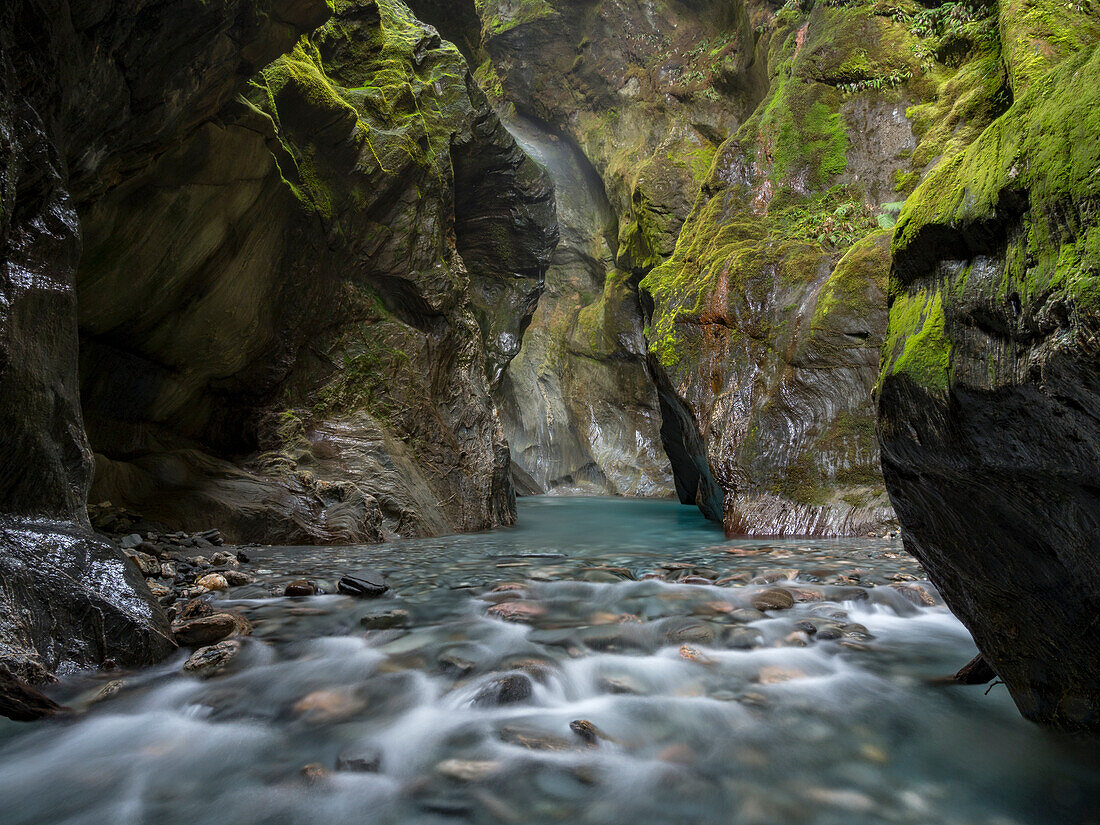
0,497 -> 1096,824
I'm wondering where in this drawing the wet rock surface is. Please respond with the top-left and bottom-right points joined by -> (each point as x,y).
182,640 -> 242,678
492,115 -> 674,498
0,520 -> 175,688
338,571 -> 389,599
470,0 -> 746,506
0,0 -> 327,692
0,667 -> 67,722
0,0 -> 554,690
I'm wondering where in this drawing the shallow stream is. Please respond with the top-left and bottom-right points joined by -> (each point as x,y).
1,497 -> 1096,824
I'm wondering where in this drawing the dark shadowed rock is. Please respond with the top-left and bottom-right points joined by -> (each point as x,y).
0,666 -> 66,722
78,0 -> 556,545
284,581 -> 317,597
0,0 -> 328,685
338,571 -> 388,599
949,654 -> 997,687
878,14 -> 1100,731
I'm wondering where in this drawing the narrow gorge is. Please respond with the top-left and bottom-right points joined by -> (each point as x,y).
1,0 -> 1098,818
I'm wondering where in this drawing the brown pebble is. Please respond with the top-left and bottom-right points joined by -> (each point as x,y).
284,580 -> 316,597
750,588 -> 795,611
171,613 -> 245,647
487,601 -> 545,623
196,573 -> 229,591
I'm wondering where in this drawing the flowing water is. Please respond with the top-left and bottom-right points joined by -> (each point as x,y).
1,497 -> 1097,824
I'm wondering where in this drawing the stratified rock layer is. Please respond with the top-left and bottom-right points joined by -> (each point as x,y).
878,4 -> 1100,731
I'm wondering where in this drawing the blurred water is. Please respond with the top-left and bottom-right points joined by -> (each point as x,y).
1,497 -> 1096,825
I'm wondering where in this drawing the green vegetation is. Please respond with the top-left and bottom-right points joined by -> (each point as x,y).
893,44 -> 1100,314
881,287 -> 952,391
475,0 -> 554,36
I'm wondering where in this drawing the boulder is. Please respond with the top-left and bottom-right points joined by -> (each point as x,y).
472,674 -> 533,707
877,12 -> 1100,731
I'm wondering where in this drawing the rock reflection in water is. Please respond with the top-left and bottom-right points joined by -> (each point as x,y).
0,498 -> 1096,825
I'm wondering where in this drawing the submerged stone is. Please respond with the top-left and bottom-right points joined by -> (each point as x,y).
472,674 -> 533,707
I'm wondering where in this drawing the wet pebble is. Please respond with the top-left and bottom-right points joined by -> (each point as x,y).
292,689 -> 365,722
665,621 -> 715,644
125,550 -> 160,577
183,640 -> 242,677
750,588 -> 795,611
338,570 -> 388,598
222,569 -> 252,586
171,612 -> 250,647
196,573 -> 229,591
146,580 -> 171,599
336,750 -> 382,773
499,725 -> 574,751
568,719 -> 605,746
438,653 -> 476,675
300,763 -> 329,784
436,759 -> 501,782
597,676 -> 641,695
284,580 -> 317,597
487,600 -> 545,623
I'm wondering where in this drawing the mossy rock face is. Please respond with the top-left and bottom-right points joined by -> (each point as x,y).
479,0 -> 760,271
633,0 -> 1002,535
878,10 -> 1100,731
77,0 -> 556,544
476,0 -> 1015,536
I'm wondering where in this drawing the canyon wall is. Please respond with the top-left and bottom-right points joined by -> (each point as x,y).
78,0 -> 556,544
0,0 -> 334,683
3,0 -> 1099,731
462,0 -> 906,532
456,0 -> 1100,728
0,0 -> 555,684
